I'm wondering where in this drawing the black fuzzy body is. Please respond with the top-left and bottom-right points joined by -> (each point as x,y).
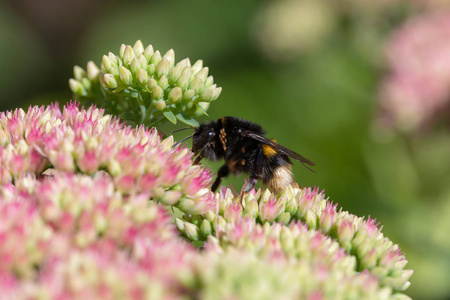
192,116 -> 301,193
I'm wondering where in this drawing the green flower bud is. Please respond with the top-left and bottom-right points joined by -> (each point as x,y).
73,65 -> 86,81
86,61 -> 100,81
158,75 -> 169,91
356,240 -> 371,258
152,85 -> 164,100
211,87 -> 222,101
81,78 -> 91,90
168,65 -> 183,85
156,58 -> 170,78
277,212 -> 291,225
175,218 -> 185,232
163,49 -> 175,67
160,190 -> 182,205
260,189 -> 272,204
147,78 -> 158,90
150,50 -> 162,66
102,74 -> 118,89
69,79 -> 86,96
361,249 -> 378,269
384,270 -> 413,291
133,40 -> 144,57
176,57 -> 191,69
119,66 -> 133,85
285,197 -> 298,215
280,226 -> 294,252
107,159 -> 121,177
189,77 -> 205,94
184,222 -> 200,241
168,87 -> 182,103
160,135 -> 174,151
102,55 -> 113,72
204,211 -> 216,222
137,69 -> 149,85
138,54 -> 147,68
337,221 -> 354,245
244,200 -> 259,219
371,266 -> 389,278
394,259 -> 408,270
15,140 -> 28,156
191,59 -> 203,75
205,75 -> 214,88
119,44 -> 126,59
108,52 -> 119,69
177,68 -> 191,90
352,229 -> 367,248
193,67 -> 209,83
123,45 -> 135,67
182,90 -> 196,103
213,215 -> 227,233
143,44 -> 154,61
147,64 -> 156,76
242,192 -> 256,208
155,100 -> 166,110
199,88 -> 214,102
305,210 -> 317,229
200,219 -> 212,236
130,58 -> 141,75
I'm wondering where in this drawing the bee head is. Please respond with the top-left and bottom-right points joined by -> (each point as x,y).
192,122 -> 220,161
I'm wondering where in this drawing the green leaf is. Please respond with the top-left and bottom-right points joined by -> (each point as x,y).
176,112 -> 199,127
163,109 -> 177,124
196,103 -> 209,116
113,87 -> 124,93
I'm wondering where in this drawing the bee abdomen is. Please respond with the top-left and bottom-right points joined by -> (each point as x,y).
266,165 -> 293,193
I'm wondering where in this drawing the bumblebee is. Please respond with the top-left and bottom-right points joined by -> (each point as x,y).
174,116 -> 315,193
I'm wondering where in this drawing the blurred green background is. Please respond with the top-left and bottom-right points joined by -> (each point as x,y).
1,0 -> 450,299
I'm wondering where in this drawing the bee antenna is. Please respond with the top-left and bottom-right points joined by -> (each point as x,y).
301,162 -> 316,173
173,132 -> 195,148
170,126 -> 196,134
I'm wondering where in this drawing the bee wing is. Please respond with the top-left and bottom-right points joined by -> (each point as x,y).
242,130 -> 315,172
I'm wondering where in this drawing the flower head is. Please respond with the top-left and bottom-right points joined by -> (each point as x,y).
70,40 -> 222,127
0,102 -> 215,213
178,184 -> 413,295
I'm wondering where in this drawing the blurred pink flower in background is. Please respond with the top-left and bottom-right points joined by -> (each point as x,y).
379,12 -> 450,132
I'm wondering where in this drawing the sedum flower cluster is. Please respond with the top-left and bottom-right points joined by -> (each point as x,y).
0,102 -> 214,213
69,40 -> 221,127
0,173 -> 195,299
0,103 -> 412,299
178,186 -> 413,297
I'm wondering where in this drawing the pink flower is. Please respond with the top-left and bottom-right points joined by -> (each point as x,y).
379,12 -> 450,131
319,202 -> 338,233
0,102 -> 214,213
259,195 -> 285,222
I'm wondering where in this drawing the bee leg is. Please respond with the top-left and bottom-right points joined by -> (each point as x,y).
239,146 -> 263,205
193,155 -> 203,165
245,145 -> 263,193
242,177 -> 258,193
236,177 -> 257,210
211,165 -> 229,192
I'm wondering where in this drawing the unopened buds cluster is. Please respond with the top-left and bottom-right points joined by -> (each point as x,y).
69,40 -> 222,127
